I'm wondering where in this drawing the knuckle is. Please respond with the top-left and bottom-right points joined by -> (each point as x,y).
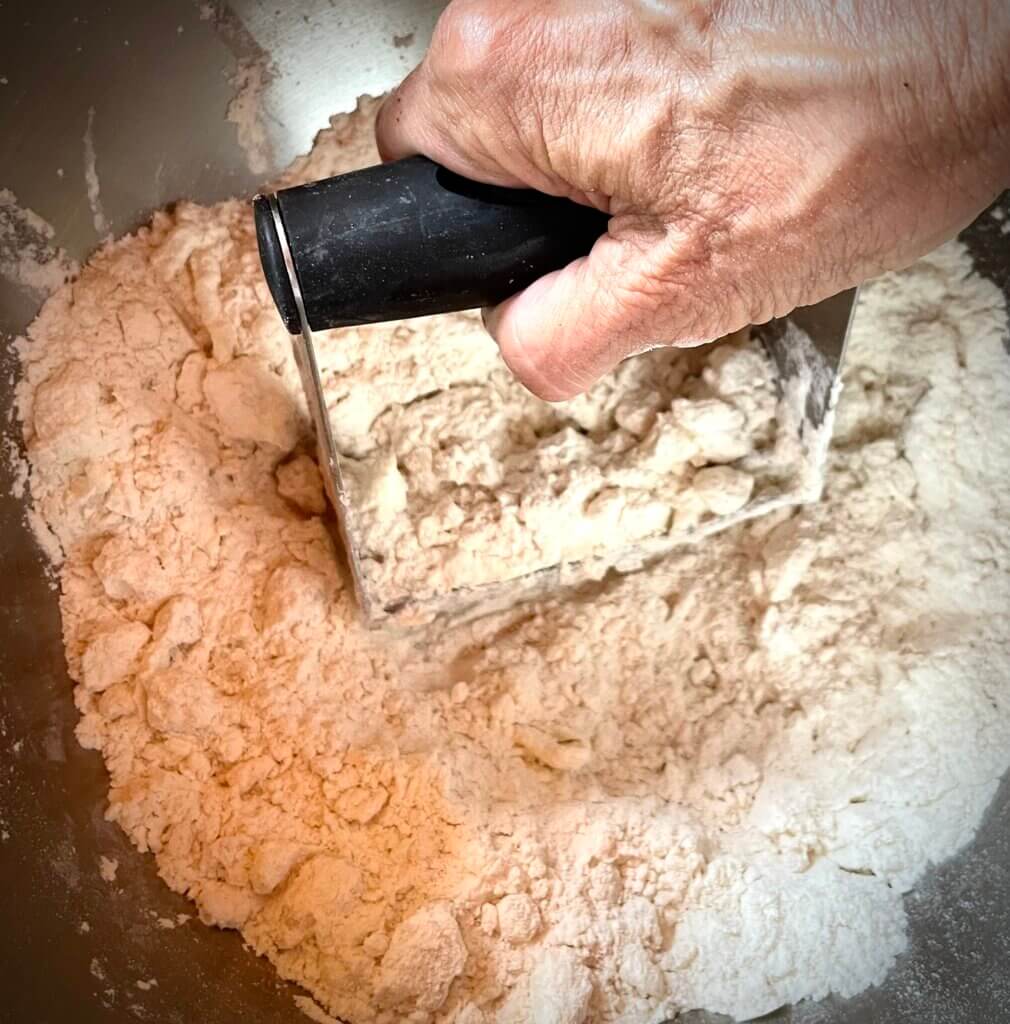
599,231 -> 716,344
610,266 -> 671,318
600,231 -> 682,314
421,0 -> 548,180
429,0 -> 524,84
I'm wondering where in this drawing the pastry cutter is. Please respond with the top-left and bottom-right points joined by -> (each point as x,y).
253,156 -> 855,626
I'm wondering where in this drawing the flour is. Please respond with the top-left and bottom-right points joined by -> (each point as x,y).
203,0 -> 277,176
99,856 -> 119,883
226,57 -> 274,176
15,97 -> 1010,1024
295,995 -> 343,1024
0,189 -> 79,295
83,107 -> 110,239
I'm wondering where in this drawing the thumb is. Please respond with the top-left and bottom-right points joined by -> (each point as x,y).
485,232 -> 701,401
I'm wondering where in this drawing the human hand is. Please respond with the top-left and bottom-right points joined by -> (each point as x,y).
377,0 -> 1010,400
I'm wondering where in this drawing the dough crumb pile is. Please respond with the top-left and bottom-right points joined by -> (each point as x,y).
16,97 -> 1010,1024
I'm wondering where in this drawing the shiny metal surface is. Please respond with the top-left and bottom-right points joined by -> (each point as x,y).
787,287 -> 857,426
1,2 -> 1008,1022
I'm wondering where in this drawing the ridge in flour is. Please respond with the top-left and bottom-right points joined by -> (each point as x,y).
14,96 -> 1010,1024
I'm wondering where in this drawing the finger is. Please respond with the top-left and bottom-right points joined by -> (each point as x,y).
375,69 -> 429,163
484,233 -> 711,401
375,65 -> 528,187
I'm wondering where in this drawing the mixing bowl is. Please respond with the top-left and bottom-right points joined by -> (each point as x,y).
1,2 -> 1008,1021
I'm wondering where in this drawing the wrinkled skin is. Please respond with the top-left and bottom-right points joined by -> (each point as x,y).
377,0 -> 1010,399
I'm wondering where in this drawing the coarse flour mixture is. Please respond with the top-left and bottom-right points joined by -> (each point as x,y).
324,308 -> 806,623
15,98 -> 1010,1023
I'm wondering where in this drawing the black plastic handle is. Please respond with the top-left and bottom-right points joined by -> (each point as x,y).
254,155 -> 610,334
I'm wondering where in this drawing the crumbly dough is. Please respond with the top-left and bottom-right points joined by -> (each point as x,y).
329,316 -> 787,618
16,97 -> 1010,1024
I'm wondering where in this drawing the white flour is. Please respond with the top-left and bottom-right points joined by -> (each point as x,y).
14,99 -> 1010,1024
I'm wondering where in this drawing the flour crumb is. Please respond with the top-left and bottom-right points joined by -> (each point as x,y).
294,995 -> 342,1024
98,856 -> 119,883
496,893 -> 540,945
228,62 -> 273,175
530,948 -> 593,1024
377,901 -> 468,1013
277,454 -> 327,515
3,435 -> 29,499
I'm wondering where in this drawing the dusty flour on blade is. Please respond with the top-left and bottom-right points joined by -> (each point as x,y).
15,96 -> 1010,1024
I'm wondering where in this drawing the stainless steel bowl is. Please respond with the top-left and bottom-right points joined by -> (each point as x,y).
1,2 -> 1008,1021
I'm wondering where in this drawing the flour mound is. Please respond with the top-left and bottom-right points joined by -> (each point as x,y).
16,97 -> 1010,1024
